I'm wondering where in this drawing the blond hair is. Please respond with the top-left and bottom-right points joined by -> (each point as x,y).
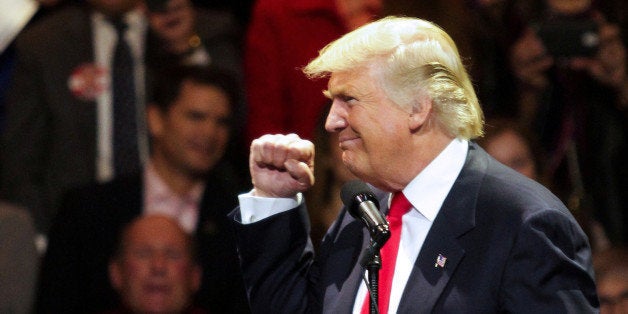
304,16 -> 484,139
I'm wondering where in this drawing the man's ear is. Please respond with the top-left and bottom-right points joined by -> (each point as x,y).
108,260 -> 123,291
408,96 -> 433,132
146,104 -> 164,138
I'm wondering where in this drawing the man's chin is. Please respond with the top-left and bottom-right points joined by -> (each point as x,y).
183,164 -> 210,179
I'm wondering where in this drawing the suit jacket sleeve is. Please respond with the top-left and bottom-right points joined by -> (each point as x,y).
230,204 -> 319,314
499,208 -> 599,312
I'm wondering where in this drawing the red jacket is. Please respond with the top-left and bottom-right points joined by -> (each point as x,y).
244,0 -> 347,142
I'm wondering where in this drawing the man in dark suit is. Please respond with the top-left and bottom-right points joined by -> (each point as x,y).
230,17 -> 598,313
1,0 -> 148,236
37,65 -> 250,313
0,0 -> 243,236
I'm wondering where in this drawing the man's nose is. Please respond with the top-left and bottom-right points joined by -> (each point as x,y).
150,254 -> 168,274
325,100 -> 348,132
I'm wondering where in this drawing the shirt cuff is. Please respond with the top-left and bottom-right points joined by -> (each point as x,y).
238,190 -> 303,224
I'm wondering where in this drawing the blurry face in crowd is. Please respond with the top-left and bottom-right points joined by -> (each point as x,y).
109,215 -> 201,313
546,0 -> 591,15
88,0 -> 141,16
148,80 -> 231,178
483,129 -> 537,180
324,65 -> 412,189
334,0 -> 382,30
598,272 -> 628,314
147,0 -> 195,44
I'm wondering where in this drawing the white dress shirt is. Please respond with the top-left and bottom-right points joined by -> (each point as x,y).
352,138 -> 467,313
239,138 -> 469,313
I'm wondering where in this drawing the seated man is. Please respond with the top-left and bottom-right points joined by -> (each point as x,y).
108,214 -> 204,314
36,65 -> 249,313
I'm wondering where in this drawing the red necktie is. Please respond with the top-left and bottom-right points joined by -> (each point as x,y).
361,192 -> 412,314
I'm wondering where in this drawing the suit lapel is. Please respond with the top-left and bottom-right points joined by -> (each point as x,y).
323,187 -> 392,313
62,6 -> 98,173
397,144 -> 486,312
319,208 -> 369,313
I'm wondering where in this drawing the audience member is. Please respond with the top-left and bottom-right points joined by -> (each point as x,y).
145,0 -> 243,76
593,247 -> 628,314
476,117 -> 542,181
36,65 -> 249,313
231,16 -> 597,313
243,0 -> 382,143
145,0 -> 248,172
106,215 -> 206,314
506,0 -> 628,245
1,0 -> 93,135
1,0 -> 149,236
0,201 -> 38,314
0,0 -> 244,238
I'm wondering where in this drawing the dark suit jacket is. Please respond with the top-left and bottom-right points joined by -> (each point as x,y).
231,143 -> 598,313
1,5 -> 100,233
36,164 -> 251,314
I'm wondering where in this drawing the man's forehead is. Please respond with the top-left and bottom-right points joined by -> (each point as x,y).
325,67 -> 381,96
327,70 -> 360,90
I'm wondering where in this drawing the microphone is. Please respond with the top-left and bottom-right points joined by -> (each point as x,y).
341,180 -> 390,250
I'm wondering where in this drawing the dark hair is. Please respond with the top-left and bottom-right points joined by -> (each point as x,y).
149,65 -> 240,115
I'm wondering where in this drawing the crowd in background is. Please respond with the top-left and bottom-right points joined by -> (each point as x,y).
0,0 -> 627,313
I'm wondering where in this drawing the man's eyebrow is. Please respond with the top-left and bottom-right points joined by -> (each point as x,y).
323,90 -> 332,99
323,87 -> 349,99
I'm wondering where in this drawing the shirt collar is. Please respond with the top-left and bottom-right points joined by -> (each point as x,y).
144,160 -> 205,205
400,138 -> 468,222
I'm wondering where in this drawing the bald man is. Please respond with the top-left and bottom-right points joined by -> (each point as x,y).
109,215 -> 204,314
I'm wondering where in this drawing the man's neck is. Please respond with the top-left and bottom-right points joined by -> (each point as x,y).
149,157 -> 203,196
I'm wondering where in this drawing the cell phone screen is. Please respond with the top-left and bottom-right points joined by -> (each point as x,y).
534,19 -> 599,58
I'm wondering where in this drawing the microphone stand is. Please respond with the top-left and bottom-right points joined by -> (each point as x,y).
362,244 -> 382,314
359,224 -> 389,314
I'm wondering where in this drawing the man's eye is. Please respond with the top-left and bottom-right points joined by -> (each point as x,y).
133,248 -> 152,259
187,112 -> 205,120
341,96 -> 356,103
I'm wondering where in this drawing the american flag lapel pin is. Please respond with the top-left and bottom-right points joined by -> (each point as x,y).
435,254 -> 447,268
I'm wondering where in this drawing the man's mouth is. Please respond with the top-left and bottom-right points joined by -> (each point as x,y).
144,283 -> 171,295
338,135 -> 360,149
